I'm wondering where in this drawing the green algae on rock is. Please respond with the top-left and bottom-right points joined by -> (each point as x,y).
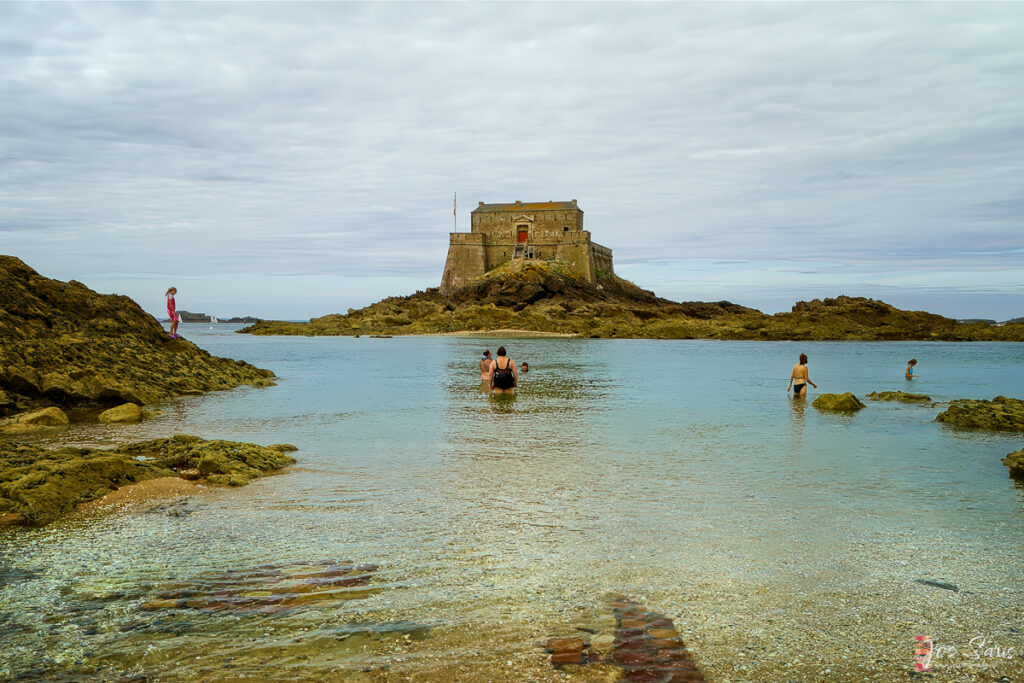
239,262 -> 1024,341
935,396 -> 1024,431
0,435 -> 296,526
866,391 -> 932,403
0,255 -> 275,418
1002,448 -> 1024,479
98,403 -> 143,424
0,406 -> 70,435
812,393 -> 867,412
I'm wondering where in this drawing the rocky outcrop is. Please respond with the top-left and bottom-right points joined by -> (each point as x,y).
1002,448 -> 1024,479
0,256 -> 275,418
935,396 -> 1024,431
239,262 -> 1024,341
0,407 -> 70,435
812,393 -> 867,412
0,435 -> 296,526
867,391 -> 932,403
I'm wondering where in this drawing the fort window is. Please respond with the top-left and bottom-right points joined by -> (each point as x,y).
563,226 -> 569,232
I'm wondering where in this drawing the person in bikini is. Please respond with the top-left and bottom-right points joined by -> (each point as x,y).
489,346 -> 518,394
787,352 -> 817,398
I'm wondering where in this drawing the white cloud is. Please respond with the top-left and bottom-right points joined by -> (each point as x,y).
1,2 -> 1022,319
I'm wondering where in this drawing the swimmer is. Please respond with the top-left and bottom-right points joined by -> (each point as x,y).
906,358 -> 917,380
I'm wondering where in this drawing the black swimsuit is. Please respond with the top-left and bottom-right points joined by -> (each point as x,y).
492,358 -> 515,389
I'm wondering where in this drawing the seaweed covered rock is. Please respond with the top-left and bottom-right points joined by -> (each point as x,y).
866,391 -> 931,403
812,393 -> 866,412
0,435 -> 296,526
0,255 -> 276,417
935,396 -> 1024,431
1002,448 -> 1024,479
98,403 -> 143,424
0,406 -> 70,435
117,435 -> 298,487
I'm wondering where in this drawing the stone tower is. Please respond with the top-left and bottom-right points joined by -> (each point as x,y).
440,199 -> 614,293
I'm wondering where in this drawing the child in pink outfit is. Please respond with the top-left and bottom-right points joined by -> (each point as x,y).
166,287 -> 180,338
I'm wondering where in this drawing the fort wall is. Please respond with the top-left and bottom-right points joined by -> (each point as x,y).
441,200 -> 613,294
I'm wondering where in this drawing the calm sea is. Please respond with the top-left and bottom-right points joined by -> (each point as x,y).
2,324 -> 1023,681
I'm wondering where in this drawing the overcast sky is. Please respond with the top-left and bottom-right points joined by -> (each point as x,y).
2,2 -> 1022,321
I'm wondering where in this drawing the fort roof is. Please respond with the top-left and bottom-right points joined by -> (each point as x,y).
472,200 -> 580,213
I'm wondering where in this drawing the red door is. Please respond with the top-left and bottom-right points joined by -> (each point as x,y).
517,230 -> 528,243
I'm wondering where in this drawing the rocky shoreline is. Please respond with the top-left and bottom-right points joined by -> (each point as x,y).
240,260 -> 1024,341
1,256 -> 293,527
0,255 -> 275,423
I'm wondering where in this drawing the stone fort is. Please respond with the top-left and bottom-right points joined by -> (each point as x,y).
440,199 -> 614,293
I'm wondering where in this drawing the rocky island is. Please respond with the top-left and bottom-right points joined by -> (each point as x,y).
241,260 -> 1024,341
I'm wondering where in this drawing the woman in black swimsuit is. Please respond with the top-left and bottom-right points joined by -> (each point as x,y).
787,353 -> 817,398
490,346 -> 518,394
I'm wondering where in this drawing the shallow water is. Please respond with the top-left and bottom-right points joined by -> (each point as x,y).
2,325 -> 1023,681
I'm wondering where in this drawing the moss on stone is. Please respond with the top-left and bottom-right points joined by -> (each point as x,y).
866,391 -> 932,403
1002,448 -> 1024,479
935,396 -> 1024,431
812,393 -> 866,412
1,435 -> 296,526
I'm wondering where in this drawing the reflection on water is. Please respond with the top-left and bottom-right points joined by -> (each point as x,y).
2,329 -> 1023,680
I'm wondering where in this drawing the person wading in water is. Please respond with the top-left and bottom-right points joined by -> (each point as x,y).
787,353 -> 817,398
490,346 -> 518,394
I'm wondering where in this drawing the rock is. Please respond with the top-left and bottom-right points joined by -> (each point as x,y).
0,435 -> 297,526
15,406 -> 69,426
98,403 -> 143,424
866,391 -> 931,403
935,396 -> 1024,431
812,393 -> 866,412
1002,448 -> 1024,478
0,407 -> 70,434
0,256 -> 276,414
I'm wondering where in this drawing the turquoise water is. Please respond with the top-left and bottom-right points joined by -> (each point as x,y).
2,325 -> 1023,681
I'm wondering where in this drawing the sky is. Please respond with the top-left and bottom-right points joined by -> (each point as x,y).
1,2 -> 1022,322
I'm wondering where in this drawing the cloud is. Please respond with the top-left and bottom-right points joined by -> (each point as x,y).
0,2 -> 1022,319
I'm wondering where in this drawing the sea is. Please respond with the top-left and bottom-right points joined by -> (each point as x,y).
2,323 -> 1023,681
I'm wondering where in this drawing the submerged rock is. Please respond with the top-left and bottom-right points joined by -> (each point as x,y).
0,435 -> 296,526
812,393 -> 866,412
0,256 -> 275,417
1002,448 -> 1024,479
138,559 -> 379,614
98,403 -> 143,424
866,391 -> 931,403
935,396 -> 1024,431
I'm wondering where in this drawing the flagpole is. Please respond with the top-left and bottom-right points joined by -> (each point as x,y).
454,191 -> 457,233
